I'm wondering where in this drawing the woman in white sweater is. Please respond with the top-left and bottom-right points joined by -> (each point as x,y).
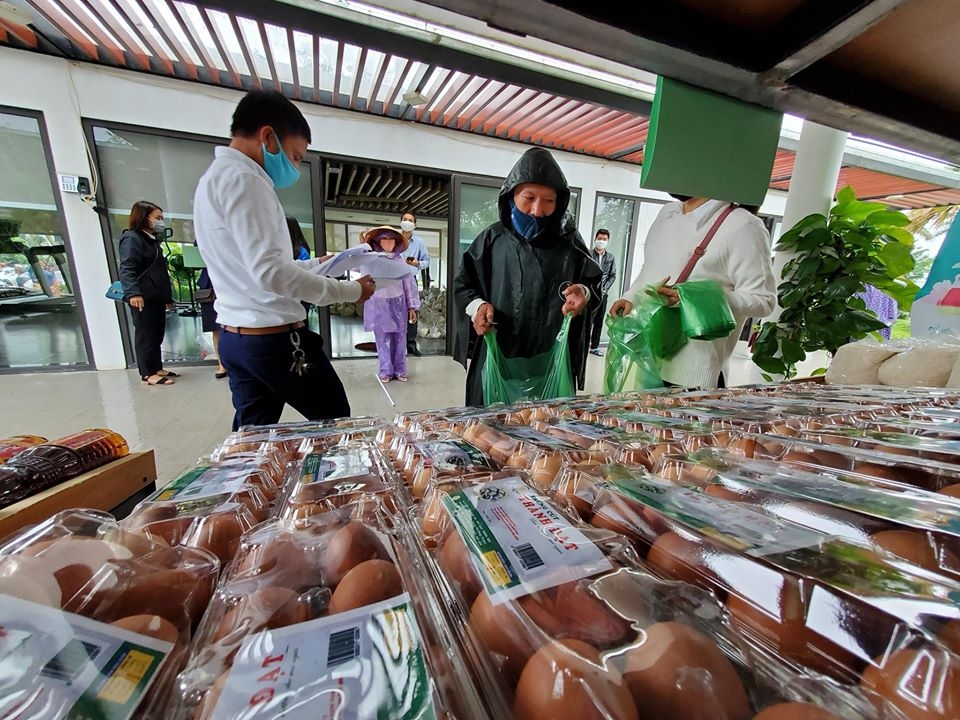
610,197 -> 777,388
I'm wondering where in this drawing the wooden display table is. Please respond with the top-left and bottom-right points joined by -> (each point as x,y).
0,450 -> 157,540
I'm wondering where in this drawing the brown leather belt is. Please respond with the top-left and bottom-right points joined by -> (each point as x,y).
221,321 -> 305,336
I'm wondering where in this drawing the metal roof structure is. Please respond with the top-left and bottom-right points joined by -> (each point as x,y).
2,0 -> 959,209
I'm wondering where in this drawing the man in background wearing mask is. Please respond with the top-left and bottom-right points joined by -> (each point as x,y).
588,228 -> 616,356
453,147 -> 602,406
399,211 -> 430,356
193,90 -> 376,429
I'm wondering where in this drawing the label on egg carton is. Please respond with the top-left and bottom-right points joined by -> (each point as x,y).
152,466 -> 258,503
442,476 -> 612,605
209,592 -> 436,720
550,421 -> 622,441
488,423 -> 582,450
417,440 -> 493,471
609,473 -> 822,558
693,454 -> 960,536
299,450 -> 378,486
0,594 -> 172,720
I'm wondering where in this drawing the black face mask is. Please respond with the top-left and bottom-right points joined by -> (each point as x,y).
669,193 -> 692,202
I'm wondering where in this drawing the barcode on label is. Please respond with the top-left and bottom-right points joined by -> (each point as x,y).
41,639 -> 102,683
512,543 -> 544,571
326,627 -> 360,668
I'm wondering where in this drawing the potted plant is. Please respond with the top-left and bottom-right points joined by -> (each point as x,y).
751,186 -> 920,379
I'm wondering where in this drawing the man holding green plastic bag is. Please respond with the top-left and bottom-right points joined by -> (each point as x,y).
454,147 -> 602,406
609,197 -> 776,390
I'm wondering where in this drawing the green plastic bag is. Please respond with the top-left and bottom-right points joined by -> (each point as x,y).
676,280 -> 736,340
603,309 -> 663,393
482,315 -> 575,405
640,288 -> 686,359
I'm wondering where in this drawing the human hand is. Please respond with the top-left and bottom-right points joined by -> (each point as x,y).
655,276 -> 680,306
609,299 -> 633,317
318,254 -> 334,263
356,274 -> 377,303
165,302 -> 174,311
472,302 -> 495,336
130,295 -> 144,311
408,309 -> 417,324
406,257 -> 419,267
561,284 -> 587,316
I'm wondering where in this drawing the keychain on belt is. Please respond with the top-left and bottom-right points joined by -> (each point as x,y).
290,331 -> 311,376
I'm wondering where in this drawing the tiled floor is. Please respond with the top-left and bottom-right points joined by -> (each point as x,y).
0,341 -> 827,486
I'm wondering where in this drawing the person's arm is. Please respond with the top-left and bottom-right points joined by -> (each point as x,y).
219,173 -> 361,306
417,238 -> 430,267
721,218 -> 777,319
605,253 -> 617,295
118,233 -> 146,299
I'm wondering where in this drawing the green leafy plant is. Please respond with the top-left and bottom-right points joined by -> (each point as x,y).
752,186 -> 920,379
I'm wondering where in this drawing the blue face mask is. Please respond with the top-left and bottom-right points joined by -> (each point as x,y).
261,134 -> 301,189
510,199 -> 548,241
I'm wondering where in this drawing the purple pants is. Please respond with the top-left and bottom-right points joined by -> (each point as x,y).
374,329 -> 406,378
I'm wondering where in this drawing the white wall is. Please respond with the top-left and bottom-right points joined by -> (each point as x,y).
0,47 -> 787,368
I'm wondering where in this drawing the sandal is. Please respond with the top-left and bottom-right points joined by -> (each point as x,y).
379,376 -> 392,383
142,374 -> 175,386
215,369 -> 227,379
396,375 -> 408,382
156,370 -> 180,378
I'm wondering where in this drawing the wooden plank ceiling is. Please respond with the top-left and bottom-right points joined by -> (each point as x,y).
2,0 -> 958,211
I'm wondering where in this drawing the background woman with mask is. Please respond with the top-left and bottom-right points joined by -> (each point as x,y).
118,200 -> 177,386
453,147 -> 602,406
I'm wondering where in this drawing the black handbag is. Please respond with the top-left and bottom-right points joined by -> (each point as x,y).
194,288 -> 215,304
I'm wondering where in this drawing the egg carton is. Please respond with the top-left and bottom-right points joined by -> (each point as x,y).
554,462 -> 960,720
0,508 -> 220,720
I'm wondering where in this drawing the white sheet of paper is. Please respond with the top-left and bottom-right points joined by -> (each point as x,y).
315,245 -> 371,277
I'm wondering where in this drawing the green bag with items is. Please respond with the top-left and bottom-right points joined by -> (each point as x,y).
676,280 -> 737,340
482,315 -> 575,404
603,309 -> 664,393
639,286 -> 686,359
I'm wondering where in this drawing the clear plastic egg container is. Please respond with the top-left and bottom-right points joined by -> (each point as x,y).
795,425 -> 960,467
401,435 -> 498,501
272,442 -> 404,523
147,461 -> 279,518
120,494 -> 261,567
412,472 -> 887,720
171,500 -> 480,720
551,463 -> 960,719
0,509 -> 220,719
198,451 -> 287,500
655,448 -> 960,584
749,433 -> 960,493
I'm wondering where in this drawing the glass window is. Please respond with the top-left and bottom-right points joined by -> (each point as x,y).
457,183 -> 500,256
0,111 -> 89,369
590,194 -> 635,346
93,126 -> 317,364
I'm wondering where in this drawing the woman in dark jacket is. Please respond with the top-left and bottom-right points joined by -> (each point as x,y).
453,147 -> 602,406
119,200 -> 176,386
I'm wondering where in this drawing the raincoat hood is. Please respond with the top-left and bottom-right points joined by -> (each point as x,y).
498,148 -> 571,239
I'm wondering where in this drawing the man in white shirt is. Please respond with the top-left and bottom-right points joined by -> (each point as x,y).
610,197 -> 776,388
194,90 -> 376,429
399,210 -> 429,356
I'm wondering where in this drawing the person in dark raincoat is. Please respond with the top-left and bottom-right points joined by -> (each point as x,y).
453,147 -> 602,406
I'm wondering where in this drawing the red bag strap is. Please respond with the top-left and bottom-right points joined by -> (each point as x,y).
675,203 -> 738,284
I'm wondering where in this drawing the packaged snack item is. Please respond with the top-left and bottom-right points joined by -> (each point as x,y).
0,445 -> 84,509
0,434 -> 46,463
46,428 -> 129,472
173,500 -> 478,719
0,509 -> 219,719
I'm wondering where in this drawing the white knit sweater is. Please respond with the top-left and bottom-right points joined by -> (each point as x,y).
623,200 -> 777,388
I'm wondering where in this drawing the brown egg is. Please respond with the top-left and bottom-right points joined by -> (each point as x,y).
752,702 -> 840,720
852,462 -> 903,481
420,488 -> 453,540
553,472 -> 596,519
412,466 -> 433,498
861,647 -> 960,720
462,424 -> 487,447
321,522 -> 390,587
139,517 -> 194,547
214,586 -> 311,642
514,638 -> 638,720
590,499 -> 641,541
327,559 -> 403,614
646,531 -> 705,585
438,531 -> 483,605
783,450 -> 848,470
233,535 -> 315,590
187,512 -> 248,565
23,537 -> 133,607
937,484 -> 960,500
728,437 -> 758,458
469,591 -> 543,686
0,567 -> 60,606
530,454 -> 564,491
869,530 -> 939,572
193,671 -> 230,720
506,450 -> 530,468
489,439 -> 518,465
111,614 -> 180,644
518,582 -> 632,648
622,621 -> 751,720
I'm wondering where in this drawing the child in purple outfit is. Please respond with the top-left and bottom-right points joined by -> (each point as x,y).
361,226 -> 420,382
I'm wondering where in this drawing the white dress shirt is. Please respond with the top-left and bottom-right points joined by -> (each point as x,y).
401,233 -> 430,267
193,147 -> 361,328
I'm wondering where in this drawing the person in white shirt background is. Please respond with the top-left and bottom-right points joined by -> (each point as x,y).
193,90 -> 376,430
399,210 -> 430,356
609,195 -> 776,389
